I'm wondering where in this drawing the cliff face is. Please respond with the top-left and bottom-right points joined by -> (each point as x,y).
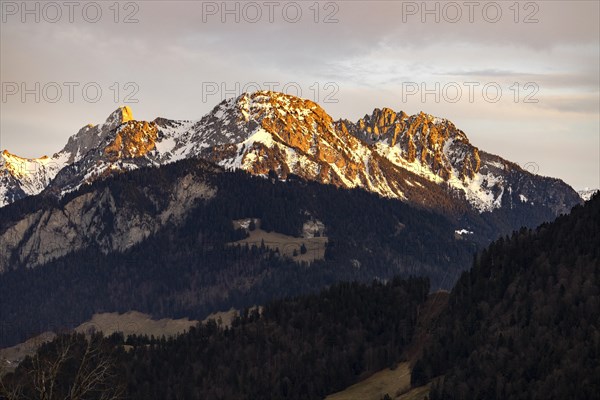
0,171 -> 216,272
104,120 -> 158,161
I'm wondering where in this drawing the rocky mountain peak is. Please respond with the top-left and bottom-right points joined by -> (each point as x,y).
0,149 -> 67,206
240,91 -> 335,151
197,91 -> 361,183
104,106 -> 134,130
336,106 -> 478,184
58,106 -> 151,165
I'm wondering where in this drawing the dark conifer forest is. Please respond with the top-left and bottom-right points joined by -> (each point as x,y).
1,278 -> 429,400
413,193 -> 600,399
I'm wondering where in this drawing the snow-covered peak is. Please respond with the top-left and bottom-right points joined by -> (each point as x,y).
238,90 -> 323,117
0,150 -> 69,206
2,150 -> 48,179
166,91 -> 336,162
0,150 -> 68,180
578,188 -> 599,201
215,90 -> 329,131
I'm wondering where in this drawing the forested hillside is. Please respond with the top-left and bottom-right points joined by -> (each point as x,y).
0,159 -> 474,348
1,278 -> 429,400
413,194 -> 600,399
2,188 -> 597,400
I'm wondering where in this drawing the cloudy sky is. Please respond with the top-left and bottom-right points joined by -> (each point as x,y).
1,0 -> 598,189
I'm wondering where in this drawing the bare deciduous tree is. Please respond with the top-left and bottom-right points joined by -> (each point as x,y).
0,334 -> 124,400
0,357 -> 24,400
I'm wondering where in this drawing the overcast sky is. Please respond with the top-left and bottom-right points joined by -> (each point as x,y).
1,0 -> 598,189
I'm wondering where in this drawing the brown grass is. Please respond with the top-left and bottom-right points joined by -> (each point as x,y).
231,228 -> 328,263
397,384 -> 430,400
75,311 -> 198,338
0,332 -> 57,375
325,362 -> 431,400
325,363 -> 412,400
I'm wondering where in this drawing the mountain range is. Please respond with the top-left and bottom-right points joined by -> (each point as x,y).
0,91 -> 586,286
1,91 -> 581,217
0,90 -> 588,331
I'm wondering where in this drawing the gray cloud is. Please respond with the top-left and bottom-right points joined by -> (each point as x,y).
0,0 -> 598,189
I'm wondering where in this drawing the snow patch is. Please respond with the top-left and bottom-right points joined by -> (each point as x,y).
455,229 -> 473,235
578,188 -> 598,201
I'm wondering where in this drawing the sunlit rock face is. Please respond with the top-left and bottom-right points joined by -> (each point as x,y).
0,91 -> 580,217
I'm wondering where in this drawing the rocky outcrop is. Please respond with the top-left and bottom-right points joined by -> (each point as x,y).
104,121 -> 158,161
338,110 -> 481,181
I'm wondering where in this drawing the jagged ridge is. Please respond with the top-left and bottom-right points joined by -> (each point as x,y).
0,91 -> 581,218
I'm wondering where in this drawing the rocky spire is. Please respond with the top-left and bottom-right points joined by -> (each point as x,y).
104,106 -> 134,130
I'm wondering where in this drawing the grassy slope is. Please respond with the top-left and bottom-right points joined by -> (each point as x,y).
324,362 -> 431,400
74,311 -> 198,338
232,227 -> 328,262
325,362 -> 412,400
0,311 -> 199,375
